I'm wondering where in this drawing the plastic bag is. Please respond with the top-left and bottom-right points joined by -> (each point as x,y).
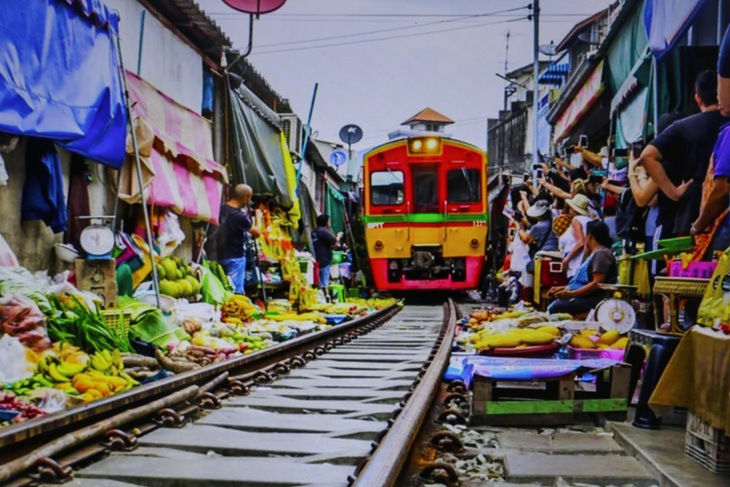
0,295 -> 51,351
0,335 -> 33,383
28,388 -> 69,414
200,267 -> 230,306
0,232 -> 18,267
157,211 -> 186,258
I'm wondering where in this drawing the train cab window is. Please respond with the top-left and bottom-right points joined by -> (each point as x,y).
412,167 -> 439,213
447,168 -> 481,203
370,170 -> 404,205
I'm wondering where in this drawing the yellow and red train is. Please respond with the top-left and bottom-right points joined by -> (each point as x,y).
362,135 -> 488,291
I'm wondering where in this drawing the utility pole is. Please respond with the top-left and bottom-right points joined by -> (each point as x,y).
503,30 -> 511,110
532,0 -> 540,168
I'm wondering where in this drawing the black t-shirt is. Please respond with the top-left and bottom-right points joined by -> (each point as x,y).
312,226 -> 337,266
217,204 -> 252,260
650,110 -> 727,234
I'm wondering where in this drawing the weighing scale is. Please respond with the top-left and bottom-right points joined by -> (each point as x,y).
74,216 -> 117,307
589,284 -> 638,333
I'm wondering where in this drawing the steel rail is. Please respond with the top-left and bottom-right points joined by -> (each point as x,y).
0,303 -> 401,451
351,298 -> 456,487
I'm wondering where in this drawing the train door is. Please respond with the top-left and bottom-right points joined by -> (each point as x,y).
411,165 -> 440,213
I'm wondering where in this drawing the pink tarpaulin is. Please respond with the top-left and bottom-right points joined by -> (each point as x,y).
553,61 -> 605,143
120,72 -> 227,224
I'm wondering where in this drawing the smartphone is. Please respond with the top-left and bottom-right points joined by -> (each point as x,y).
531,163 -> 541,172
613,148 -> 629,158
536,168 -> 544,180
579,135 -> 588,147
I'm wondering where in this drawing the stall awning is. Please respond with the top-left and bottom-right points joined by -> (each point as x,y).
119,72 -> 227,224
229,88 -> 292,208
539,63 -> 570,85
0,0 -> 127,168
644,0 -> 708,60
553,61 -> 605,143
325,183 -> 345,234
611,50 -> 651,115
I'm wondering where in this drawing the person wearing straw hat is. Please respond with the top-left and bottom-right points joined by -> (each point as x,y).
560,194 -> 592,278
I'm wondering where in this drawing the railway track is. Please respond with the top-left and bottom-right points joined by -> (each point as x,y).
0,300 -> 457,487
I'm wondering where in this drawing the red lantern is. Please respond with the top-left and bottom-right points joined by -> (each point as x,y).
222,0 -> 286,14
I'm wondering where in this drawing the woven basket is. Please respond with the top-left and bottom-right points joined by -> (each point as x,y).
101,309 -> 132,341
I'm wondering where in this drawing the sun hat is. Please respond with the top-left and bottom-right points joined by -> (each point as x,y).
526,200 -> 551,218
565,194 -> 591,216
552,213 -> 573,237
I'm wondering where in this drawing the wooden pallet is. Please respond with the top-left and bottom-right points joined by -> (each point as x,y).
471,363 -> 631,426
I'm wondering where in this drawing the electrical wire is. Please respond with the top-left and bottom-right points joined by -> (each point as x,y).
251,6 -> 527,49
252,17 -> 526,55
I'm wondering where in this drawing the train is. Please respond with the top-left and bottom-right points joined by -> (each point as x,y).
362,135 -> 488,291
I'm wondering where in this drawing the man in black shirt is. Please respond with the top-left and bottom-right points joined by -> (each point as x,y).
312,214 -> 338,289
640,70 -> 726,234
217,184 -> 261,294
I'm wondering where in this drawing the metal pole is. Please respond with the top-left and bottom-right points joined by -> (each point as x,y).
295,83 -> 319,187
532,0 -> 540,168
136,10 -> 146,76
115,34 -> 160,308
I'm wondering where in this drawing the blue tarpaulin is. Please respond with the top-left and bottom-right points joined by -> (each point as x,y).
0,0 -> 127,168
643,0 -> 708,60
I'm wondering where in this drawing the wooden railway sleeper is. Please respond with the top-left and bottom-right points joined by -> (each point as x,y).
28,458 -> 73,484
430,431 -> 465,452
420,461 -> 460,486
155,408 -> 186,428
438,408 -> 468,425
102,429 -> 138,452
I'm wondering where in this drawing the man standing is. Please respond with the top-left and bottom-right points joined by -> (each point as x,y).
217,184 -> 261,294
312,214 -> 337,289
639,70 -> 726,234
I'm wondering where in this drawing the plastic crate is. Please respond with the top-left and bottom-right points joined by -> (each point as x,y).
685,412 -> 730,474
566,345 -> 625,362
668,260 -> 717,279
101,309 -> 132,342
539,259 -> 568,287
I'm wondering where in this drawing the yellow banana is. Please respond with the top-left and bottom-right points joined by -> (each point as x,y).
57,361 -> 87,378
48,363 -> 71,383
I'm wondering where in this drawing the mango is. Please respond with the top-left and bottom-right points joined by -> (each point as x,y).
598,330 -> 620,345
520,331 -> 556,345
612,337 -> 629,349
537,326 -> 561,337
570,335 -> 597,349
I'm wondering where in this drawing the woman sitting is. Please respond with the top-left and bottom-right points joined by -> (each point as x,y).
547,220 -> 617,314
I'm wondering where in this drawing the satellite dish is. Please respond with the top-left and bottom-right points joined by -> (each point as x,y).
339,124 -> 363,145
329,151 -> 348,168
222,0 -> 287,14
538,43 -> 557,56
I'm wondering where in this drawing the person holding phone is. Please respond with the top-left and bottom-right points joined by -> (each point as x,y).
639,71 -> 725,235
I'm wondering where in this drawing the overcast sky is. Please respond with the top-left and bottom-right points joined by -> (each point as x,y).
198,0 -> 614,151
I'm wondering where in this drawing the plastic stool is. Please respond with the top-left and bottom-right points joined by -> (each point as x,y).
626,329 -> 681,429
328,284 -> 345,303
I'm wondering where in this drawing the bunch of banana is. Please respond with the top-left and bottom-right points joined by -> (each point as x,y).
222,295 -> 259,324
72,350 -> 137,402
266,312 -> 326,324
89,350 -> 124,376
471,327 -> 557,351
37,355 -> 88,384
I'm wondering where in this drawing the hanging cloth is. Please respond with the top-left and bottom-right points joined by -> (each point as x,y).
21,138 -> 67,233
693,156 -> 729,260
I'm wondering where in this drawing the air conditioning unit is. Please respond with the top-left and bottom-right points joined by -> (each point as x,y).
281,114 -> 304,159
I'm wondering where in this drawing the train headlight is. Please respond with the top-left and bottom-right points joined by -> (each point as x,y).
470,238 -> 479,248
408,137 -> 441,155
374,240 -> 384,250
